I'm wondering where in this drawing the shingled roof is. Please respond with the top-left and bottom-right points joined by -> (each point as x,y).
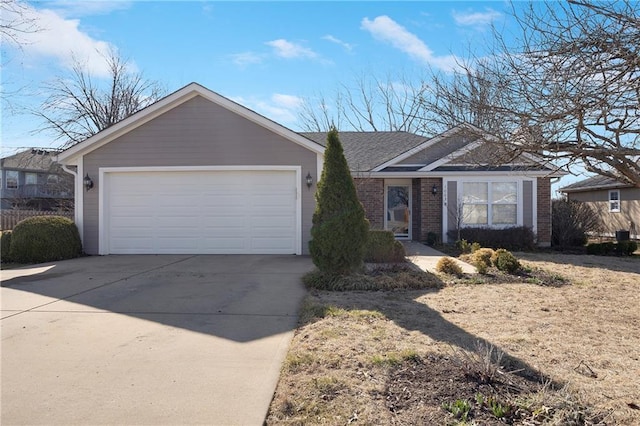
0,148 -> 62,171
300,131 -> 428,171
561,175 -> 633,193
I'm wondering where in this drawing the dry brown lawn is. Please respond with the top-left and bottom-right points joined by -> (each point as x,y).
267,252 -> 640,425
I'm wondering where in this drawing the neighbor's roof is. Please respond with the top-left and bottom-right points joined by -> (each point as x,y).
561,175 -> 634,193
300,131 -> 429,171
0,148 -> 62,171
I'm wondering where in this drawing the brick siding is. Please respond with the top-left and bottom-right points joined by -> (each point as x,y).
354,178 -> 384,229
537,177 -> 551,246
420,178 -> 443,242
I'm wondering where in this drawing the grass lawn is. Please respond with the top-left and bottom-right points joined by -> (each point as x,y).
267,252 -> 640,425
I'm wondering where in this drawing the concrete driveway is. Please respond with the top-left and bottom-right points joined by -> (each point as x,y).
1,254 -> 312,425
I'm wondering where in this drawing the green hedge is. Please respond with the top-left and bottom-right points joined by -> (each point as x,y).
9,216 -> 82,264
586,241 -> 637,256
449,226 -> 536,251
1,231 -> 12,263
363,230 -> 405,263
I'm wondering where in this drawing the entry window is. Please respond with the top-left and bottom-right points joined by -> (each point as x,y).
6,171 -> 18,189
462,181 -> 517,226
609,190 -> 620,212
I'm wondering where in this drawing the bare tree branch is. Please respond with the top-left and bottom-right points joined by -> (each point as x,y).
426,0 -> 640,186
33,50 -> 165,148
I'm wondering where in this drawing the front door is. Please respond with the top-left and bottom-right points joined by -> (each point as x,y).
385,180 -> 411,239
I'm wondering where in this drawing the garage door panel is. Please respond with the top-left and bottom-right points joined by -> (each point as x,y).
104,170 -> 298,254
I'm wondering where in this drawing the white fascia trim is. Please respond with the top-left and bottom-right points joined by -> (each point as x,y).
61,163 -> 83,242
316,153 -> 324,182
58,83 -> 324,164
371,126 -> 465,172
98,165 -> 303,255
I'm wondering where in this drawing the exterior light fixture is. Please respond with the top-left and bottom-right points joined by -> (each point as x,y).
83,173 -> 94,191
306,172 -> 313,189
431,184 -> 438,196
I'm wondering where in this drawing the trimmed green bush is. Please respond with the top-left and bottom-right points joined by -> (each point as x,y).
457,239 -> 473,254
364,230 -> 405,263
309,129 -> 369,275
491,249 -> 521,274
587,241 -> 638,256
1,231 -> 12,263
9,216 -> 82,264
616,240 -> 638,256
436,257 -> 464,277
472,248 -> 494,275
426,232 -> 438,246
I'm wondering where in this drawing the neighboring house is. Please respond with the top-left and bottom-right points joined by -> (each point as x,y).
0,148 -> 74,211
561,176 -> 639,239
56,82 -> 564,256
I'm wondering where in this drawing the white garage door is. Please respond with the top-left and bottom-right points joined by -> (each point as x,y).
102,169 -> 299,254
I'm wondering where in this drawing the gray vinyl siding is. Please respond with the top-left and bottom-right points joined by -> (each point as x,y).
523,180 -> 533,228
447,181 -> 457,236
82,95 -> 318,255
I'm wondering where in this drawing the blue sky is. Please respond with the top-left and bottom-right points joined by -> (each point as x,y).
4,0 -> 581,190
2,1 -> 524,152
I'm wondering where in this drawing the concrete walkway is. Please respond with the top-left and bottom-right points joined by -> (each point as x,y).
402,241 -> 476,274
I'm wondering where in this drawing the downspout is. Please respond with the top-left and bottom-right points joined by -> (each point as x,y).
60,163 -> 83,242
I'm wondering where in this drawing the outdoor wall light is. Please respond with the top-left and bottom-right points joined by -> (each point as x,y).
83,173 -> 94,192
306,172 -> 313,189
431,184 -> 438,196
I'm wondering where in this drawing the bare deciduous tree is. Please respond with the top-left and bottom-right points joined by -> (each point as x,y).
426,0 -> 640,186
34,51 -> 165,147
299,72 -> 432,134
0,0 -> 38,47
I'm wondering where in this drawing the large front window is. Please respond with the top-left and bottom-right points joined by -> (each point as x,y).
462,181 -> 517,226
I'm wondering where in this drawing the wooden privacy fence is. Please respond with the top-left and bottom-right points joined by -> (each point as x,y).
1,210 -> 74,231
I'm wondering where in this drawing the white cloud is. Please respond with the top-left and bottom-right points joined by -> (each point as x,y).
230,51 -> 264,67
233,93 -> 303,127
361,15 -> 458,72
2,2 -> 117,77
265,39 -> 318,59
272,93 -> 303,109
452,9 -> 502,28
322,35 -> 354,52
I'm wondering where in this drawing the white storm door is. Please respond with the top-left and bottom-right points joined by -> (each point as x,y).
384,179 -> 411,239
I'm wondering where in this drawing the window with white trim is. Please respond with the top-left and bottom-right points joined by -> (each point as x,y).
6,170 -> 18,189
609,190 -> 620,212
462,181 -> 518,226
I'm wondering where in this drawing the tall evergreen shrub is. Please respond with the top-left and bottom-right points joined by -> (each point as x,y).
309,129 -> 369,274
